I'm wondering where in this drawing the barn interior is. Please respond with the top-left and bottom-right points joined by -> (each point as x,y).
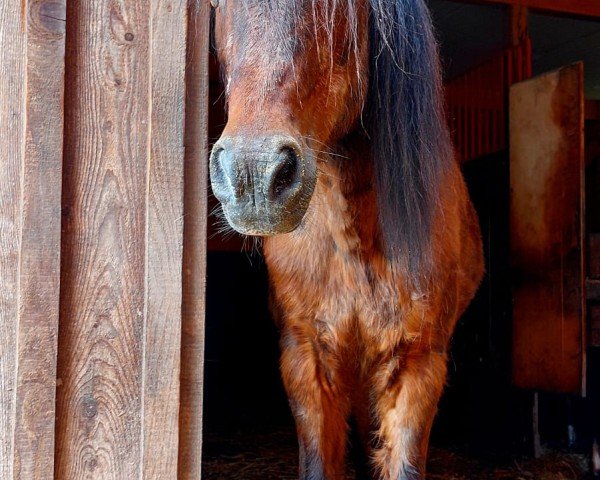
202,2 -> 600,479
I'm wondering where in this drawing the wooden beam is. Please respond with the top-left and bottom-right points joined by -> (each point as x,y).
0,3 -> 28,477
55,2 -> 150,475
178,0 -> 210,478
14,2 -> 66,476
142,0 -> 187,477
464,0 -> 600,19
0,1 -> 65,478
508,4 -> 529,46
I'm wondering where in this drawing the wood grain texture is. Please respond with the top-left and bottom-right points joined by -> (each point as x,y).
510,63 -> 586,395
0,2 -> 26,478
56,1 -> 150,478
13,1 -> 66,478
0,1 -> 65,478
56,1 -> 189,477
142,1 -> 187,478
178,0 -> 209,478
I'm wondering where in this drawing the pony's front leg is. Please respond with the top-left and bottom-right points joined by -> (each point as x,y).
372,350 -> 447,480
280,326 -> 350,480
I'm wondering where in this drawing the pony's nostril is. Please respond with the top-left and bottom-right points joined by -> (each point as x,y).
210,146 -> 244,201
211,147 -> 225,180
271,147 -> 300,199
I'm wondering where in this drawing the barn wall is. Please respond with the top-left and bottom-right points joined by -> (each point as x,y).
0,1 -> 208,479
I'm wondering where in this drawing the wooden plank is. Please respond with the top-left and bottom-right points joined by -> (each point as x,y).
178,0 -> 210,478
55,1 -> 151,477
13,1 -> 66,478
0,1 -> 65,478
460,0 -> 600,19
57,1 -> 189,477
142,1 -> 187,478
510,63 -> 586,394
0,3 -> 26,477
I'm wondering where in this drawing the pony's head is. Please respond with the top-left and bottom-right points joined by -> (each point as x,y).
210,0 -> 368,235
210,0 -> 451,271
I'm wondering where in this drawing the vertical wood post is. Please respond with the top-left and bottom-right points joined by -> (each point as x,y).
143,1 -> 188,478
179,1 -> 210,478
506,4 -> 529,47
0,1 -> 66,478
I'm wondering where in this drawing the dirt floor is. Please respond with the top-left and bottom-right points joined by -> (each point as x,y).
202,429 -> 592,480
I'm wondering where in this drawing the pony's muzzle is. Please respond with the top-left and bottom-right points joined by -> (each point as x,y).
209,135 -> 316,236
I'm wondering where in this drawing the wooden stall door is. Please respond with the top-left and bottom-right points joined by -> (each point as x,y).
510,63 -> 585,395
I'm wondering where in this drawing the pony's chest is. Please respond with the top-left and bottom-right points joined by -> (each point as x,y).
265,232 -> 422,358
263,167 -> 419,344
264,211 -> 406,330
264,175 -> 367,304
264,222 -> 367,316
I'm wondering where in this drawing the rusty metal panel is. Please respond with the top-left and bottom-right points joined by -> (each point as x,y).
510,63 -> 586,395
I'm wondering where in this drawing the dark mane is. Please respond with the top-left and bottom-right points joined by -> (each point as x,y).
365,0 -> 451,278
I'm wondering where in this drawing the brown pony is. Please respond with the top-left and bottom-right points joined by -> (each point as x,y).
209,0 -> 484,478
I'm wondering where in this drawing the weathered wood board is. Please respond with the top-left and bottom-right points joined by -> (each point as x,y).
178,0 -> 210,478
0,1 -> 65,478
510,63 -> 586,395
55,1 -> 188,478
